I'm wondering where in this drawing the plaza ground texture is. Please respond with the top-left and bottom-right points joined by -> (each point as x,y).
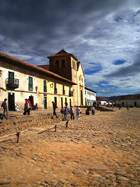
0,107 -> 140,186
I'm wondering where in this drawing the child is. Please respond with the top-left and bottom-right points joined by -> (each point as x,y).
76,106 -> 80,119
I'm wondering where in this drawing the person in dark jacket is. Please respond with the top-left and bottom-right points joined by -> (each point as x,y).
1,98 -> 8,116
70,106 -> 75,120
52,101 -> 57,115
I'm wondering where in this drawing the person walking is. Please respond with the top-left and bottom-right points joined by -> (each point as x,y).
76,106 -> 80,119
65,102 -> 68,108
64,106 -> 68,120
86,108 -> 90,115
27,99 -> 31,115
35,103 -> 39,110
91,106 -> 95,115
70,106 -> 75,120
52,101 -> 57,115
1,98 -> 8,116
60,107 -> 64,114
23,99 -> 30,115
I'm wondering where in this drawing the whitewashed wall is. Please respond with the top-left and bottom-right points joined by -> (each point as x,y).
85,89 -> 96,106
116,99 -> 140,107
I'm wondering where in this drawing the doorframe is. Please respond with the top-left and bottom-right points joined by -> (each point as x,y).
44,96 -> 47,109
8,92 -> 15,111
61,97 -> 63,108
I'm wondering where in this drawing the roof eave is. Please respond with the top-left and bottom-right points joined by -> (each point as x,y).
0,52 -> 76,85
85,87 -> 97,93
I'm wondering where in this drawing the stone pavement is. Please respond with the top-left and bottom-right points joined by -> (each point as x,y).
0,108 -> 140,186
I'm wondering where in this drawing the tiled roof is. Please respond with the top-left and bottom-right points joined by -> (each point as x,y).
55,49 -> 69,55
96,97 -> 108,101
85,87 -> 96,93
47,49 -> 78,61
0,52 -> 77,85
117,95 -> 140,100
38,65 -> 50,70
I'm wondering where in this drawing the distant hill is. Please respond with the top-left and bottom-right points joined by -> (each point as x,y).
102,94 -> 140,102
96,96 -> 118,102
106,96 -> 119,102
96,96 -> 119,102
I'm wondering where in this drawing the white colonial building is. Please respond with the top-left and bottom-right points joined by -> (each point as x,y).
0,49 -> 85,111
85,87 -> 96,106
116,95 -> 140,107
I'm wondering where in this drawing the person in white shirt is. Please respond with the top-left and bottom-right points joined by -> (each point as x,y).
76,106 -> 80,119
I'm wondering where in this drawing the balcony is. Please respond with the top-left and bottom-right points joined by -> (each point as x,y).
6,78 -> 19,89
54,88 -> 57,94
69,91 -> 73,97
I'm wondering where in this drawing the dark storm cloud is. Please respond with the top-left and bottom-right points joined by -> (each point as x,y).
0,0 -> 130,57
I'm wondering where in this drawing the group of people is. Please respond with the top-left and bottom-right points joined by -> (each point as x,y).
60,105 -> 81,120
52,101 -> 81,121
23,99 -> 31,115
0,98 -> 32,117
1,98 -> 95,119
24,99 -> 38,115
86,106 -> 95,115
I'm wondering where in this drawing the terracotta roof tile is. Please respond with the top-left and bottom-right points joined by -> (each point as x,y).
47,49 -> 78,61
0,52 -> 76,85
55,49 -> 69,55
38,65 -> 50,70
96,97 -> 108,101
85,87 -> 96,93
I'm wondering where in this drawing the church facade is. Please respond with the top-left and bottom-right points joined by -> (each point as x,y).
0,49 -> 85,111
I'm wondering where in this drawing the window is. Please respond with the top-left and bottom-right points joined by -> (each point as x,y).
8,72 -> 14,83
54,82 -> 57,94
56,60 -> 59,68
65,97 -> 67,104
43,80 -> 47,92
62,59 -> 65,68
63,85 -> 65,95
69,87 -> 73,96
29,77 -> 33,91
69,99 -> 71,107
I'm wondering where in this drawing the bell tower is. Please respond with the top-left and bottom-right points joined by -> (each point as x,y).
47,49 -> 78,83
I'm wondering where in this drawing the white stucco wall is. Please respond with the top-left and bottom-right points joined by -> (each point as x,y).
116,99 -> 140,107
85,89 -> 96,106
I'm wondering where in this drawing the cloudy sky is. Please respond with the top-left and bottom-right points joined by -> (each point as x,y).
0,0 -> 140,96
